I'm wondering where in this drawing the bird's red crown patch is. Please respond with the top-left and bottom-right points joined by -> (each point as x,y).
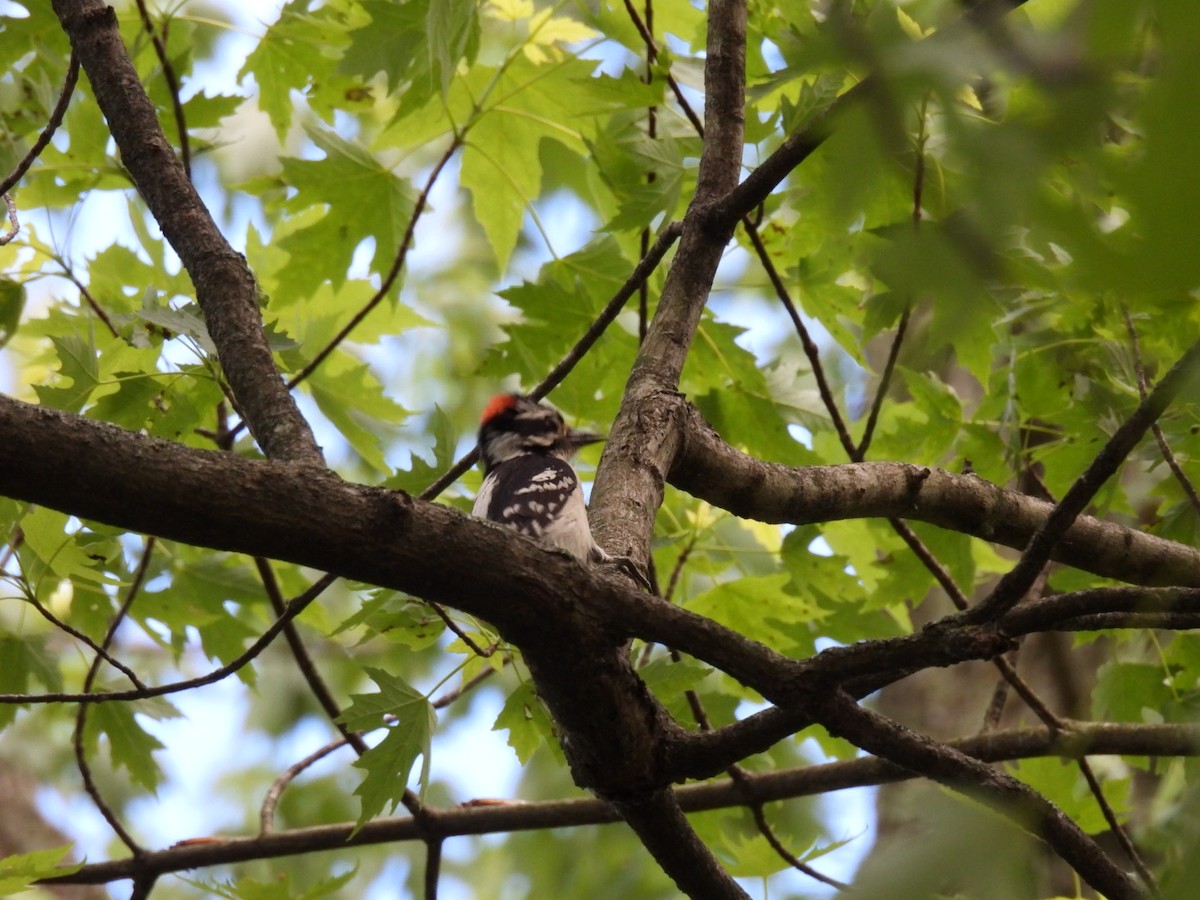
481,393 -> 520,424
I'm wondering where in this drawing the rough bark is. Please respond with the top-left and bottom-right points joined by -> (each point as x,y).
50,0 -> 322,464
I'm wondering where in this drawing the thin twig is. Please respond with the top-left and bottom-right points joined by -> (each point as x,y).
530,220 -> 682,401
891,518 -> 1064,730
637,531 -> 696,668
0,194 -> 17,246
22,589 -> 146,689
619,0 -> 704,135
636,0 -> 657,344
740,219 -> 858,458
747,801 -> 850,891
260,737 -> 348,833
856,305 -> 910,458
1077,755 -> 1159,893
0,52 -> 79,197
74,538 -> 157,855
431,659 -> 505,709
661,533 -> 696,604
254,558 -> 369,758
671,641 -> 849,890
255,560 -> 428,827
1,573 -> 338,704
981,645 -> 1018,730
288,137 -> 463,391
419,220 -> 683,501
51,252 -> 120,338
225,136 -> 463,443
1123,305 -> 1200,516
132,0 -> 190,178
427,602 -> 497,657
261,662 -> 505,833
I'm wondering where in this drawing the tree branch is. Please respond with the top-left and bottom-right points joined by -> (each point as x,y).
43,721 -> 1198,888
672,401 -> 1200,587
0,53 -> 78,197
589,0 -> 748,567
4,394 -> 1197,707
969,337 -> 1200,621
813,690 -> 1143,900
50,0 -> 322,464
612,790 -> 749,899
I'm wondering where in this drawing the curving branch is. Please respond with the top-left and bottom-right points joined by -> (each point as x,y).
0,54 -> 79,198
50,0 -> 322,464
0,561 -> 334,705
73,539 -> 155,857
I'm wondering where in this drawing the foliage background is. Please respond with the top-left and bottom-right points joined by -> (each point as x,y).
2,0 -> 1200,897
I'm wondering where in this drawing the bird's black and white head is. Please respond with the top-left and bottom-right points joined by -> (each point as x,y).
477,394 -> 602,472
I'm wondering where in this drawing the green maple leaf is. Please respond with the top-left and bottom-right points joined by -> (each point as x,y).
340,667 -> 434,825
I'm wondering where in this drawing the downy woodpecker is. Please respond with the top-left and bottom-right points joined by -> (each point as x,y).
471,393 -> 606,562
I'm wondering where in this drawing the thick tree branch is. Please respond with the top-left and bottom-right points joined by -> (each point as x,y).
502,3 -> 760,876
1003,587 -> 1200,633
4,394 -> 1196,708
589,0 -> 747,566
0,395 -> 591,640
613,790 -> 750,899
673,401 -> 1200,587
50,0 -> 322,464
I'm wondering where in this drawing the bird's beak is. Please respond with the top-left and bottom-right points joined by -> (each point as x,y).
565,430 -> 604,451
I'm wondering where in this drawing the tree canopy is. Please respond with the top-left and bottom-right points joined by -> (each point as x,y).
2,0 -> 1200,897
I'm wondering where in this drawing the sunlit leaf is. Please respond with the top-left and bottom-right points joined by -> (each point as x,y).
341,667 -> 435,824
0,845 -> 83,893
